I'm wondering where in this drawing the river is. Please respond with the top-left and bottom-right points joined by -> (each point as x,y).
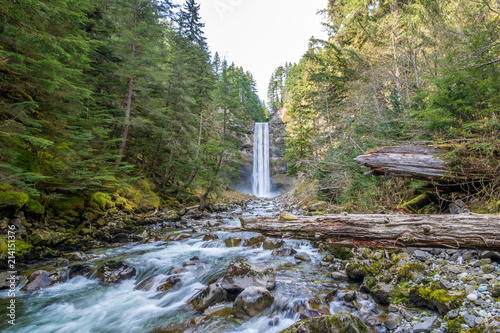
0,199 -> 384,332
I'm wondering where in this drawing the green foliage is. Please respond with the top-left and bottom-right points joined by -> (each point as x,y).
272,0 -> 500,210
0,0 -> 260,211
0,182 -> 31,208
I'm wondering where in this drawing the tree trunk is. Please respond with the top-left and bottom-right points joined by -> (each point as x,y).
201,108 -> 227,209
115,5 -> 138,168
354,146 -> 462,180
240,214 -> 500,251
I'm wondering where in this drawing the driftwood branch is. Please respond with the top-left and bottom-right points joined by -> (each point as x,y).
241,214 -> 500,251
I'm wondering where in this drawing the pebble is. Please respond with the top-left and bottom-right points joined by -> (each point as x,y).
478,285 -> 489,292
467,293 -> 479,301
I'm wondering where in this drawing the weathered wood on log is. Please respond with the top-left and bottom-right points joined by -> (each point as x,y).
354,146 -> 463,181
240,214 -> 500,251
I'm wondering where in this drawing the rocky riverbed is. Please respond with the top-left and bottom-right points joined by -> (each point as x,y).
1,198 -> 499,332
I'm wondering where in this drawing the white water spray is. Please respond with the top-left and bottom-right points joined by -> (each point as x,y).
252,122 -> 271,197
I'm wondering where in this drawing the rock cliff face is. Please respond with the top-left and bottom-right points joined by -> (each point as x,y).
236,109 -> 295,194
236,123 -> 254,192
268,108 -> 295,192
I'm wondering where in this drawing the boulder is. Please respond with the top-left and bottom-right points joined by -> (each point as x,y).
231,286 -> 274,319
371,284 -> 394,306
272,247 -> 297,256
385,312 -> 401,330
345,261 -> 375,282
189,283 -> 228,312
157,276 -> 182,292
286,297 -> 331,319
279,314 -> 369,333
409,286 -> 464,315
224,237 -> 242,247
412,316 -> 439,333
323,244 -> 354,260
68,264 -> 92,279
203,234 -> 219,241
0,271 -> 19,290
294,252 -> 312,262
21,270 -> 54,291
93,261 -> 136,283
243,235 -> 266,248
263,238 -> 284,250
221,261 -> 276,296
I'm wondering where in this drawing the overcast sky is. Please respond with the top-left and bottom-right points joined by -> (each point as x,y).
177,0 -> 329,102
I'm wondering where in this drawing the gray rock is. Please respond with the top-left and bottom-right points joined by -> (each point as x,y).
464,313 -> 478,327
412,316 -> 439,333
281,314 -> 369,333
371,283 -> 393,306
221,261 -> 276,295
286,297 -> 331,319
439,278 -> 454,290
0,272 -> 19,290
385,312 -> 401,330
446,265 -> 466,275
388,304 -> 399,312
231,286 -> 274,319
414,250 -> 430,262
272,247 -> 297,256
331,272 -> 348,281
449,203 -> 461,214
94,261 -> 136,284
294,252 -> 312,262
262,238 -> 283,250
481,251 -> 500,261
20,270 -> 53,291
189,283 -> 228,312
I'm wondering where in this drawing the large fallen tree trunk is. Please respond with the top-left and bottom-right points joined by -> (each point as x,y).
240,214 -> 500,251
354,146 -> 466,181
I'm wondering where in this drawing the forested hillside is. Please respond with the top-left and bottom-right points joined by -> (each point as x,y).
0,0 -> 267,212
269,0 -> 500,213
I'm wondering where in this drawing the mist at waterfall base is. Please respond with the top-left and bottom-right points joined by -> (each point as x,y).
237,122 -> 281,198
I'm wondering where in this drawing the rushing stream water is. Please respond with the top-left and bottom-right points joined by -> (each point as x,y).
0,199 -> 384,332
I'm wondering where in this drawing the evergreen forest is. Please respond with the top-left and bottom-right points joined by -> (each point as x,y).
268,0 -> 500,213
0,0 -> 268,214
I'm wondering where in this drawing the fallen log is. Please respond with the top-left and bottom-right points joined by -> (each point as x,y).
354,146 -> 464,181
240,214 -> 500,251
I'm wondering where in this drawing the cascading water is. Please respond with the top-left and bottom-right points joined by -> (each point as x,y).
0,201 -> 385,333
252,122 -> 271,197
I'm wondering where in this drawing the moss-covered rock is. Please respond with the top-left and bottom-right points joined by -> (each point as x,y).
114,195 -> 137,212
390,282 -> 411,305
0,184 -> 29,209
28,229 -> 70,246
345,260 -> 381,282
397,262 -> 427,281
24,198 -> 45,215
410,283 -> 465,314
14,239 -> 33,257
117,179 -> 160,211
279,314 -> 369,333
0,237 -> 7,260
323,244 -> 354,260
91,192 -> 114,210
51,196 -> 85,218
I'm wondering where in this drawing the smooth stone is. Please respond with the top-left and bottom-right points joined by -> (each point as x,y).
413,316 -> 439,333
294,252 -> 312,262
467,293 -> 479,301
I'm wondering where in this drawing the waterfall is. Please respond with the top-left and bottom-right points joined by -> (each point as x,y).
252,122 -> 271,197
